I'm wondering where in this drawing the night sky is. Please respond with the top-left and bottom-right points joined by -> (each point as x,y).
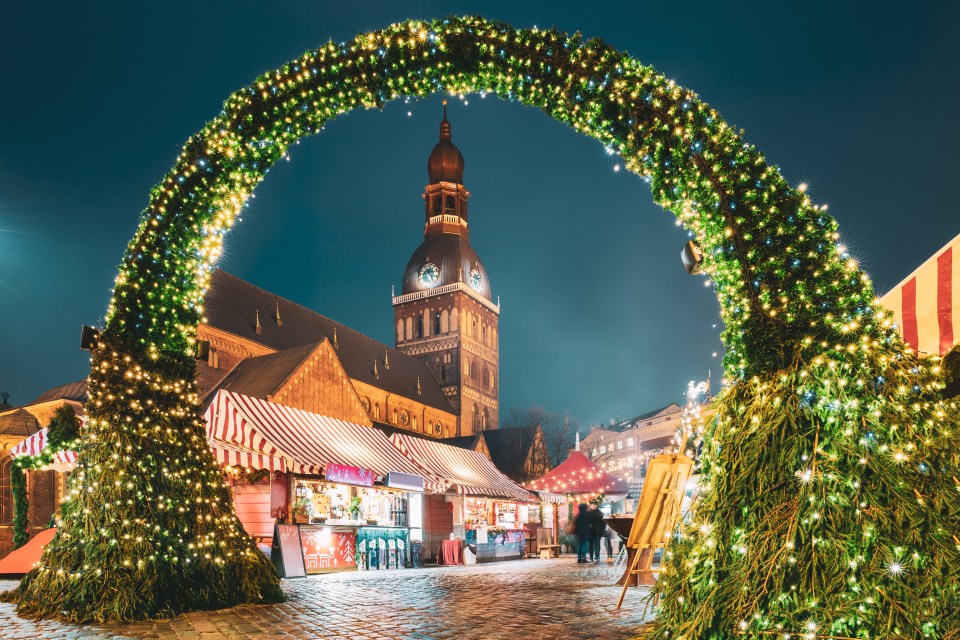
2,1 -> 957,428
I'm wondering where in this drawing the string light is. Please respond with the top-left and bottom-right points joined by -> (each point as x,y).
2,16 -> 953,636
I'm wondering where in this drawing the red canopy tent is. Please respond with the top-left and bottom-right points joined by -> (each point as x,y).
526,451 -> 628,500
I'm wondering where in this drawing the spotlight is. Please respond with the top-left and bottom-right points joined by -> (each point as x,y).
681,240 -> 705,275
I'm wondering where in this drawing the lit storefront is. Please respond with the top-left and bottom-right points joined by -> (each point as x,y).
204,390 -> 440,575
391,434 -> 538,563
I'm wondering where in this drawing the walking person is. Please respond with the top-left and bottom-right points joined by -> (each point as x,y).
588,503 -> 605,563
574,503 -> 591,563
603,524 -> 615,562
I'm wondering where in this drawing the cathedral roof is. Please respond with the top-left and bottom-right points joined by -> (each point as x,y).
400,233 -> 492,301
29,380 -> 88,405
202,270 -> 455,414
204,342 -> 321,403
427,102 -> 464,184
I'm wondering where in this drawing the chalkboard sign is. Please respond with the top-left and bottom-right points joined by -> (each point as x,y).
272,523 -> 306,578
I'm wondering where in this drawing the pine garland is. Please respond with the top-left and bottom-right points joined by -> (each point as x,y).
11,465 -> 28,549
3,16 -> 956,633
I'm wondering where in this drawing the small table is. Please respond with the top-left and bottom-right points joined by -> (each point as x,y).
538,544 -> 561,559
438,539 -> 463,565
605,516 -> 656,587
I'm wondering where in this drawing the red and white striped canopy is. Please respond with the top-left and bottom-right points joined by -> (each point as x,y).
208,438 -> 286,473
391,433 -> 535,502
879,232 -> 960,356
9,428 -> 78,472
205,390 -> 440,491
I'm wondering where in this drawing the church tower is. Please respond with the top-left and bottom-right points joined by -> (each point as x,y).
392,103 -> 500,436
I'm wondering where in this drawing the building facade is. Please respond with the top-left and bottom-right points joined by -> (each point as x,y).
392,104 -> 500,434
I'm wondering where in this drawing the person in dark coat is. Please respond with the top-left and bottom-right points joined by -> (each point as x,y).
588,503 -> 606,562
573,503 -> 592,563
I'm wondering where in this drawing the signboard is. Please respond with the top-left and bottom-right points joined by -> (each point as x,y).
271,523 -> 306,578
324,463 -> 375,487
299,525 -> 356,573
386,471 -> 425,492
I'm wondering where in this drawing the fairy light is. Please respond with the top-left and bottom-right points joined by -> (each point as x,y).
4,16 -> 954,636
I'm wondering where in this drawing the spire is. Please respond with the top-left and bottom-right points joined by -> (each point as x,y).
333,327 -> 338,349
255,309 -> 262,335
439,99 -> 451,141
417,377 -> 422,396
374,359 -> 379,380
384,350 -> 390,369
275,302 -> 282,327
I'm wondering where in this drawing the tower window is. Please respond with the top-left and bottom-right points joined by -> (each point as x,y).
434,312 -> 441,335
416,316 -> 423,338
441,365 -> 447,381
433,196 -> 441,215
445,194 -> 455,213
393,409 -> 398,424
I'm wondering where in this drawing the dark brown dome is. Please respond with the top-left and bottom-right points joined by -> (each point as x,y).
401,234 -> 492,301
427,106 -> 464,184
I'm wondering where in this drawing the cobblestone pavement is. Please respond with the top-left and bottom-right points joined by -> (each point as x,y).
0,557 -> 653,639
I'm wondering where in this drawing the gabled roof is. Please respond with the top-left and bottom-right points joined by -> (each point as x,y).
202,270 -> 454,414
480,424 -> 542,481
29,380 -> 88,405
526,450 -> 628,497
205,342 -> 321,402
0,408 -> 42,438
610,402 -> 682,432
440,434 -> 485,451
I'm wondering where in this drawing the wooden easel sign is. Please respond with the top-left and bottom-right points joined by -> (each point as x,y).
616,452 -> 694,610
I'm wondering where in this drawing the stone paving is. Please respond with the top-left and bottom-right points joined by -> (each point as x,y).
0,557 -> 653,639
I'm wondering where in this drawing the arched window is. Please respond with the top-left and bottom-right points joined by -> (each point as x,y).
451,308 -> 459,332
434,312 -> 441,335
463,356 -> 470,377
445,194 -> 455,213
416,316 -> 423,339
392,408 -> 398,424
374,403 -> 381,420
396,319 -> 404,343
440,365 -> 447,381
472,319 -> 477,339
0,457 -> 12,525
481,325 -> 486,345
440,309 -> 449,333
433,195 -> 441,215
412,416 -> 418,430
470,361 -> 478,381
405,317 -> 413,341
483,408 -> 490,430
473,403 -> 481,429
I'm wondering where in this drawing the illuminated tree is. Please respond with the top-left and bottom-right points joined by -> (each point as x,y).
5,17 -> 957,634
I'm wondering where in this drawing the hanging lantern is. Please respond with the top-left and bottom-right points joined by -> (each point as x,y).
681,240 -> 705,275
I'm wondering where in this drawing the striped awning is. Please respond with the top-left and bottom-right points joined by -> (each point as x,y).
880,232 -> 960,357
208,439 -> 286,473
391,433 -> 535,502
533,490 -> 568,504
205,390 -> 440,491
10,428 -> 78,472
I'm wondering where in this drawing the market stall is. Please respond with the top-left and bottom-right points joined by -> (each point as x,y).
391,433 -> 537,563
204,390 -> 438,574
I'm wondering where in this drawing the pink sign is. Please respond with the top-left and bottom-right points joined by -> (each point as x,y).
324,463 -> 375,487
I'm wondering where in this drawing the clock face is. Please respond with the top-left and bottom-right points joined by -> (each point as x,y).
418,263 -> 440,288
469,268 -> 483,292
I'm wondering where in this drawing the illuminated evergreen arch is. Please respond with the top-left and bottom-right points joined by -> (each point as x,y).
8,16 -> 959,636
